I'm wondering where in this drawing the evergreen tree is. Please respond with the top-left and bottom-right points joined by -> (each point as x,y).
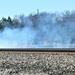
8,16 -> 12,23
0,20 -> 4,31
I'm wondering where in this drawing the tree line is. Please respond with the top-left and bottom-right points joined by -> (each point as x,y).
0,10 -> 75,31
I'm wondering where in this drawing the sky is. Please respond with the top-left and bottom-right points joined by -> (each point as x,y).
0,0 -> 75,19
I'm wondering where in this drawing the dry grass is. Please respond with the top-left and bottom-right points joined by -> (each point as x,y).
0,52 -> 75,75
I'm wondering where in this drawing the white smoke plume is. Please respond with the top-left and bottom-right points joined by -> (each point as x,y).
0,11 -> 75,48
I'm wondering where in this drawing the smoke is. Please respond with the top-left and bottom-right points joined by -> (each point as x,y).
0,12 -> 75,48
0,27 -> 36,48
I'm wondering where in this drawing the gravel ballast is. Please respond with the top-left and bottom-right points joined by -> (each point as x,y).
0,52 -> 75,75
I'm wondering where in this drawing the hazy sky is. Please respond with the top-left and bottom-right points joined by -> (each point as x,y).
0,0 -> 75,19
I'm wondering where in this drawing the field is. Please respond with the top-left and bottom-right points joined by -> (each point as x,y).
0,52 -> 75,75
